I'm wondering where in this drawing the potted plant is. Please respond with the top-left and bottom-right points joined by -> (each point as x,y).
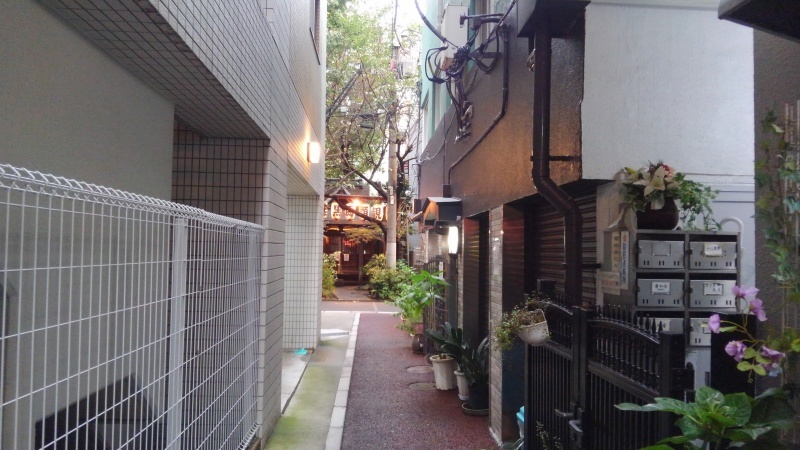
430,353 -> 458,390
389,270 -> 447,352
620,162 -> 719,230
426,322 -> 470,400
460,337 -> 490,414
493,293 -> 550,351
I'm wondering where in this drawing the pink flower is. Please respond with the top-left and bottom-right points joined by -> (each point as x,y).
725,341 -> 747,361
748,298 -> 768,321
708,314 -> 721,333
732,285 -> 759,299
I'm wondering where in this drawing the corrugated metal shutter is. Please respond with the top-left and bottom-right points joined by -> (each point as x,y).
462,217 -> 481,342
526,188 -> 597,305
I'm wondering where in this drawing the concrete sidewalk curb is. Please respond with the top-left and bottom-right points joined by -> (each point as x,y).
324,313 -> 360,450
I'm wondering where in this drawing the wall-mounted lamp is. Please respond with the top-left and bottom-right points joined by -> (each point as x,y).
448,225 -> 460,255
307,142 -> 321,163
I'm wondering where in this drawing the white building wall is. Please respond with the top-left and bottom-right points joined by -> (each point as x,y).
153,0 -> 326,196
0,0 -> 174,199
582,1 -> 754,185
285,195 -> 323,349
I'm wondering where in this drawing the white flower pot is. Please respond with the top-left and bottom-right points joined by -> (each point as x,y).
517,310 -> 549,346
430,355 -> 457,390
454,370 -> 469,401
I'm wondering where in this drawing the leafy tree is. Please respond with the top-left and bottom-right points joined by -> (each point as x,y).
326,0 -> 420,255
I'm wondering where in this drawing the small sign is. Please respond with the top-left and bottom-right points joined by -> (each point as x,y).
652,241 -> 672,256
703,282 -> 724,296
620,231 -> 630,287
343,253 -> 350,262
611,232 -> 621,273
651,281 -> 671,295
600,271 -> 621,295
703,243 -> 723,257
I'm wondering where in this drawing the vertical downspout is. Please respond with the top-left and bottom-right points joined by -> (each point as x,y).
531,21 -> 583,305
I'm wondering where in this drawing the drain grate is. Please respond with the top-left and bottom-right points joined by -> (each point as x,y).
408,382 -> 437,391
406,365 -> 433,374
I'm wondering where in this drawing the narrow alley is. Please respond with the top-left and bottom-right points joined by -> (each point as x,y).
265,287 -> 499,450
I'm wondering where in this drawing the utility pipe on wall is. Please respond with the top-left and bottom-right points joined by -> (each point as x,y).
531,21 -> 583,306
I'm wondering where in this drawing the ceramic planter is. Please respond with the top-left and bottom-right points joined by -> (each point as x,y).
430,355 -> 457,390
454,370 -> 469,401
517,309 -> 549,346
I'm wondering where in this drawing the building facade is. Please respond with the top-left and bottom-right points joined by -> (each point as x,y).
416,0 -> 755,443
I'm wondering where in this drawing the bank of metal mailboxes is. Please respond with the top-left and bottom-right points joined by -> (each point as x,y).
637,279 -> 684,308
689,317 -> 713,346
689,279 -> 737,309
689,242 -> 737,270
638,240 -> 684,269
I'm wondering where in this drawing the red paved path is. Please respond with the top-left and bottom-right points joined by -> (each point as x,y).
343,314 -> 499,450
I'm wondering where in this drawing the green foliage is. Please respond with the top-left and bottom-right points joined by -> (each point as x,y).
425,322 -> 490,385
344,225 -> 383,244
673,174 -> 720,231
325,0 -> 420,190
425,322 -> 468,369
388,269 -> 447,333
363,254 -> 414,300
755,110 -> 800,298
322,253 -> 338,299
616,386 -> 795,449
621,163 -> 719,230
493,293 -> 549,351
460,337 -> 490,386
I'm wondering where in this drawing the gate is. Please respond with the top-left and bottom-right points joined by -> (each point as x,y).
420,255 -> 452,354
526,297 -> 689,450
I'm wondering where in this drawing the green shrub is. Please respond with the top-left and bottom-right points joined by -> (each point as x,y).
390,270 -> 447,333
322,253 -> 338,299
363,255 -> 414,300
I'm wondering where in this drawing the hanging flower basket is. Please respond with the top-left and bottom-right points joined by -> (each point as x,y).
517,309 -> 549,346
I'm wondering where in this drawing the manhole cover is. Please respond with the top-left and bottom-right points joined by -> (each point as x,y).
408,382 -> 437,391
407,365 -> 433,374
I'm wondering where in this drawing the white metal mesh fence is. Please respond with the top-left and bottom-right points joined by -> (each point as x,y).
0,164 -> 264,450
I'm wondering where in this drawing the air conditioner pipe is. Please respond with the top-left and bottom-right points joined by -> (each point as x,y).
531,20 -> 583,306
447,24 -> 510,184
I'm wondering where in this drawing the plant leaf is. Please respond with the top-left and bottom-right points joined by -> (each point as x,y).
722,392 -> 752,426
695,386 -> 724,409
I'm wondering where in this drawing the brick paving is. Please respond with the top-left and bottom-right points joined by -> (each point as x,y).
342,314 -> 499,450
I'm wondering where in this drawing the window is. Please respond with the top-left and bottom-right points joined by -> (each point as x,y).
310,0 -> 321,62
475,0 -> 494,48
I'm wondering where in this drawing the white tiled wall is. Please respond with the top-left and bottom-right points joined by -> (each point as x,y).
285,195 -> 324,349
171,121 -> 288,437
489,206 -> 504,439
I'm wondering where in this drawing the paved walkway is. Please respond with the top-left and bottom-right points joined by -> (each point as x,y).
265,286 -> 499,450
343,314 -> 498,450
330,284 -> 378,301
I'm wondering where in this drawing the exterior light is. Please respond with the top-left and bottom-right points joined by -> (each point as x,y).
448,225 -> 459,255
307,142 -> 321,163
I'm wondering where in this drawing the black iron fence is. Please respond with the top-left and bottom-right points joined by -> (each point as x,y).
420,255 -> 451,355
527,297 -> 690,450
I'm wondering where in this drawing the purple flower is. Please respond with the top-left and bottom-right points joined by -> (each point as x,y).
708,314 -> 721,333
748,298 -> 768,321
725,341 -> 747,361
759,345 -> 786,375
732,285 -> 759,299
761,345 -> 785,364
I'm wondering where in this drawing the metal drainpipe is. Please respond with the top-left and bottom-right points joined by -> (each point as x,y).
531,21 -> 583,305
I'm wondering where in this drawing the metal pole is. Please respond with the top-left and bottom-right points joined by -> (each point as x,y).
387,126 -> 398,269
